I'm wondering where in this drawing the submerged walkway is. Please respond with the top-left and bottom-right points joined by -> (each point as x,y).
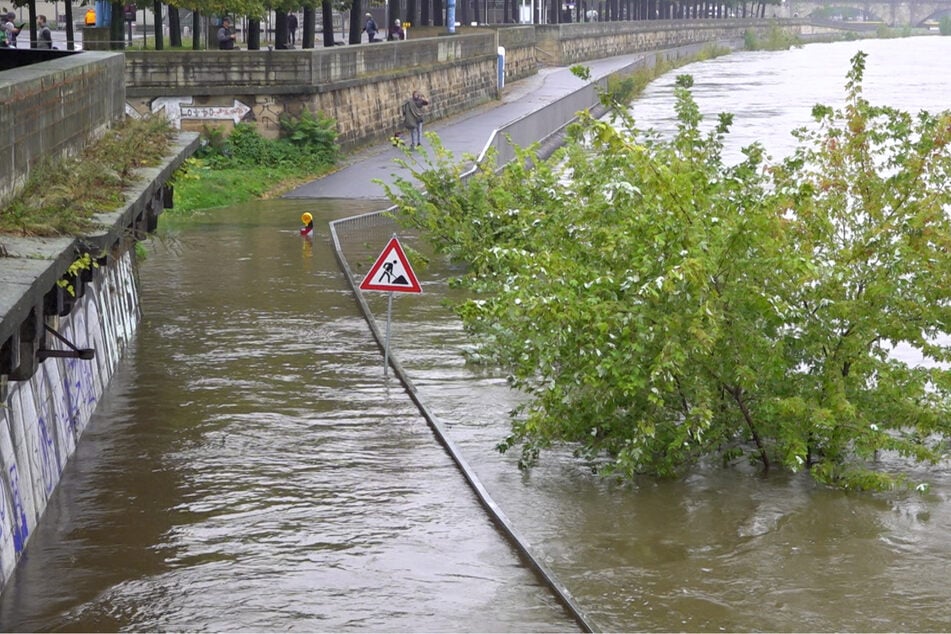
284,52 -> 651,201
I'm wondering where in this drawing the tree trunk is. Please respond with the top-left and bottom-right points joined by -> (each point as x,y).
729,385 -> 771,473
321,0 -> 335,46
422,0 -> 432,24
152,0 -> 164,49
387,0 -> 400,33
64,0 -> 75,49
348,1 -> 361,43
168,6 -> 181,46
302,7 -> 315,48
110,1 -> 124,48
191,9 -> 200,49
407,0 -> 417,26
247,18 -> 260,49
275,10 -> 288,48
433,0 -> 444,25
27,0 -> 36,48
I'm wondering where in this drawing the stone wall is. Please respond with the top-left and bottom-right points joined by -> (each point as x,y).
123,19 -> 794,150
497,25 -> 538,83
0,51 -> 125,209
535,18 -> 790,65
125,34 -> 499,148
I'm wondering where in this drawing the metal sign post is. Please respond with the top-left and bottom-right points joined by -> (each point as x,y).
383,291 -> 393,377
359,235 -> 422,376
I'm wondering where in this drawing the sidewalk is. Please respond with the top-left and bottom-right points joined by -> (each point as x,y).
284,52 -> 648,200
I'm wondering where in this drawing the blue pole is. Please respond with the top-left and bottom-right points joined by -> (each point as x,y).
95,0 -> 111,26
446,0 -> 456,33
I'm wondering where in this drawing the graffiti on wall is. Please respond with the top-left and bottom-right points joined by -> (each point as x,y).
0,250 -> 141,589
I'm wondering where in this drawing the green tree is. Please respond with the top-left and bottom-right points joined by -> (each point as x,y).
383,53 -> 951,491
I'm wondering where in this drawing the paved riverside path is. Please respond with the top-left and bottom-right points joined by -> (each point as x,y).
284,52 -> 649,200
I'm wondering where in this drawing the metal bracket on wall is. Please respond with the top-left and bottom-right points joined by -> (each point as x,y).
37,324 -> 96,362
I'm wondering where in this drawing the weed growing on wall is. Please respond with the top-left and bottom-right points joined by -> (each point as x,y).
0,116 -> 176,236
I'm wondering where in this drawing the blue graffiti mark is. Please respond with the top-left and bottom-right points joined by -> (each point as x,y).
0,475 -> 7,540
8,465 -> 29,554
37,416 -> 57,495
63,355 -> 97,433
0,479 -> 6,573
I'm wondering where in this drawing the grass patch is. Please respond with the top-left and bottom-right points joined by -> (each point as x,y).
169,160 -> 333,213
0,115 -> 176,236
169,110 -> 340,214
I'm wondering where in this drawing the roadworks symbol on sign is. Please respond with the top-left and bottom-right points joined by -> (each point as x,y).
359,237 -> 422,293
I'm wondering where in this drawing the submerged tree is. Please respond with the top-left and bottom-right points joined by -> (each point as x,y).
383,52 -> 951,491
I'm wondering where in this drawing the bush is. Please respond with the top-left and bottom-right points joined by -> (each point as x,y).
197,110 -> 339,171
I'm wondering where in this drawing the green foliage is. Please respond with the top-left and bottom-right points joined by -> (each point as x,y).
278,109 -> 341,165
173,110 -> 340,213
939,16 -> 951,35
744,22 -> 802,51
383,54 -> 951,491
197,110 -> 338,171
874,24 -> 912,38
57,252 -> 99,296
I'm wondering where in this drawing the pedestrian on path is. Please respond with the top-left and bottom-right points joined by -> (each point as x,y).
401,90 -> 429,148
1,12 -> 20,48
388,18 -> 405,41
287,12 -> 298,46
217,17 -> 236,50
363,13 -> 378,42
36,15 -> 52,49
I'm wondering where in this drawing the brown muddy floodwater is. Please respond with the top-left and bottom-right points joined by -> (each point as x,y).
3,35 -> 951,632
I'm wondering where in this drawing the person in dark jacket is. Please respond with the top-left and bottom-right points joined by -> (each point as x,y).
362,13 -> 378,42
388,18 -> 404,40
217,17 -> 236,50
401,90 -> 429,148
37,15 -> 53,49
287,12 -> 298,46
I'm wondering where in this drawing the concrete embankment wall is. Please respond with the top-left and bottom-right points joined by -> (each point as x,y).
0,251 -> 139,586
125,33 -> 501,149
0,51 -> 125,209
535,18 -> 788,65
0,132 -> 197,589
122,19 -> 797,151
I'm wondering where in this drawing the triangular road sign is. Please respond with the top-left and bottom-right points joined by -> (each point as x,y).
359,237 -> 422,293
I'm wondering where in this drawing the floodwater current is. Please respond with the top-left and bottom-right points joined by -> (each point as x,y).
2,36 -> 951,632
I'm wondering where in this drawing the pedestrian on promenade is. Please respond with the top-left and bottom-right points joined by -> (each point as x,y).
36,15 -> 52,49
401,90 -> 429,148
363,13 -> 378,42
388,18 -> 404,41
217,17 -> 236,50
1,12 -> 20,48
287,12 -> 298,46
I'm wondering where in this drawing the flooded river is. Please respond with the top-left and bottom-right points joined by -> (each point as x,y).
1,36 -> 950,632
